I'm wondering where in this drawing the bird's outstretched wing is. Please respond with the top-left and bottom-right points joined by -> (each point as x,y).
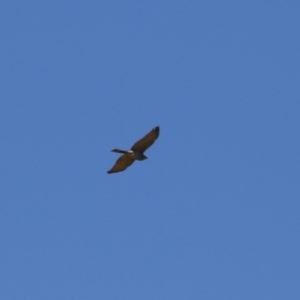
107,153 -> 135,174
131,126 -> 160,153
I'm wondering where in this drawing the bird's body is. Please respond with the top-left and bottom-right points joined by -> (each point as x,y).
107,126 -> 160,174
111,149 -> 147,160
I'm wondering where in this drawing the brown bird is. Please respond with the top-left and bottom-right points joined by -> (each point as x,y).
107,126 -> 160,174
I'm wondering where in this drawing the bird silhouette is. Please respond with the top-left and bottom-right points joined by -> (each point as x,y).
107,126 -> 160,174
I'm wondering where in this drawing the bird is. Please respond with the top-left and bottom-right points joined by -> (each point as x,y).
107,126 -> 160,174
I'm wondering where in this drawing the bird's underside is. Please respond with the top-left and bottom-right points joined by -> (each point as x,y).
107,126 -> 160,174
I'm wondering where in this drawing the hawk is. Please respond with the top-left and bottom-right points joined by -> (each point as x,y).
107,126 -> 160,174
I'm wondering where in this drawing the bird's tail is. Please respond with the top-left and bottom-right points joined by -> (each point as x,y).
111,149 -> 128,154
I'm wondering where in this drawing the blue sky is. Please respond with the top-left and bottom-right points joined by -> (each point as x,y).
1,1 -> 299,299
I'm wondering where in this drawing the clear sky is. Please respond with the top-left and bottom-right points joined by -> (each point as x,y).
1,1 -> 299,299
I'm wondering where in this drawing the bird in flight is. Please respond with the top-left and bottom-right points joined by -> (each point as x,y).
107,126 -> 160,174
